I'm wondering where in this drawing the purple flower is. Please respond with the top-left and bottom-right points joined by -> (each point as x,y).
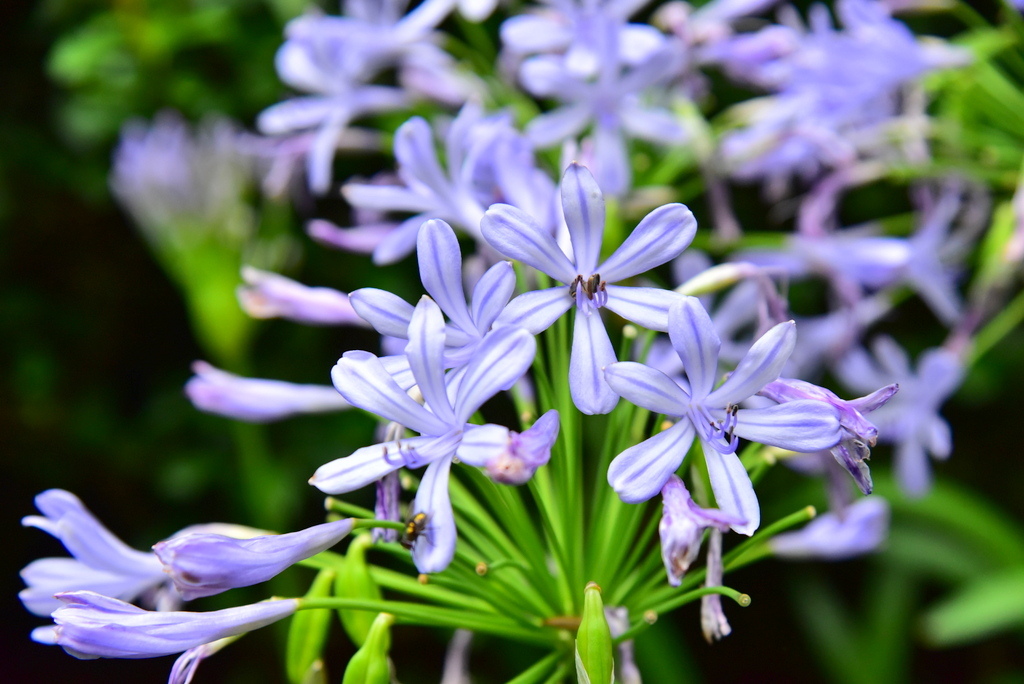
185,361 -> 350,423
237,267 -> 367,326
20,490 -> 176,618
341,104 -> 533,263
311,297 -> 540,572
459,409 -> 561,485
512,15 -> 687,194
605,297 -> 842,533
771,496 -> 889,560
700,529 -> 731,641
42,591 -> 297,659
483,163 -> 697,414
759,377 -> 898,494
659,476 -> 742,586
153,519 -> 355,600
169,637 -> 237,684
837,336 -> 963,496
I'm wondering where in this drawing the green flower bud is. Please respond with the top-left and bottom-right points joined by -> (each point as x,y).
342,612 -> 394,684
575,582 -> 613,684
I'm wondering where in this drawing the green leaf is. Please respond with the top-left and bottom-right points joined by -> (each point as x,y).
922,568 -> 1024,646
336,534 -> 384,646
286,568 -> 336,684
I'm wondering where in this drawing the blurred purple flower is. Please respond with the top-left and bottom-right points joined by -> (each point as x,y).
771,496 -> 889,559
185,361 -> 350,423
483,163 -> 697,414
606,297 -> 842,533
238,267 -> 367,326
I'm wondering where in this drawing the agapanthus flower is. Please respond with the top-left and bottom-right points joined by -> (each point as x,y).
237,267 -> 366,326
605,297 -> 842,533
659,475 -> 742,586
185,361 -> 350,423
39,591 -> 297,660
341,104 -> 540,263
20,490 -> 177,618
512,13 -> 687,194
771,496 -> 889,559
759,377 -> 898,494
483,162 -> 697,414
153,518 -> 355,600
700,529 -> 731,641
311,297 -> 545,572
837,336 -> 963,496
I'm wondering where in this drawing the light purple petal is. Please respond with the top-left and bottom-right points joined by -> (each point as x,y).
395,117 -> 450,199
411,456 -> 456,573
407,297 -> 457,425
309,433 -> 449,494
668,296 -> 722,399
470,261 -> 516,332
604,286 -> 683,332
238,267 -> 363,326
706,320 -> 796,408
608,421 -> 695,503
702,446 -> 759,535
500,15 -> 571,54
771,497 -> 889,560
257,98 -> 336,135
307,220 -> 395,254
454,327 -> 536,422
895,439 -> 931,498
374,213 -> 430,265
495,288 -> 573,334
599,204 -> 698,282
331,351 -> 449,435
417,220 -> 475,333
605,361 -> 690,416
592,125 -> 630,196
455,424 -> 511,467
307,116 -> 346,194
482,204 -> 577,282
342,184 -> 435,213
732,401 -> 841,452
620,104 -> 688,144
349,288 -> 416,338
20,559 -> 160,617
570,310 -> 619,415
525,104 -> 591,148
560,163 -> 605,275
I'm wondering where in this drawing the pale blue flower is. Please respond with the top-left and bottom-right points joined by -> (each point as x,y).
605,297 -> 842,533
153,519 -> 355,600
41,591 -> 297,659
311,297 -> 541,572
185,361 -> 350,423
237,267 -> 367,326
483,163 -> 697,414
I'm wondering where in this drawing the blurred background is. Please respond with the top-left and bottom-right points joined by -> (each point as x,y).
4,0 -> 1024,682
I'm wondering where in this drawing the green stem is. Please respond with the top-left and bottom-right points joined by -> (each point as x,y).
507,651 -> 565,684
618,586 -> 751,642
968,286 -> 1024,365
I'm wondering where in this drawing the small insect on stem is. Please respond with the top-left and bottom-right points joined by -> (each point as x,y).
401,512 -> 428,550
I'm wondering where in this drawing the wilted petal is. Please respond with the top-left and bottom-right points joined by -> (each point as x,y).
411,456 -> 457,573
331,351 -> 449,435
604,286 -> 684,332
703,446 -> 758,535
186,362 -> 349,423
454,327 -> 536,422
706,320 -> 796,408
407,297 -> 457,424
771,497 -> 889,560
417,220 -> 475,333
561,163 -> 606,275
732,401 -> 841,453
482,204 -> 577,283
599,204 -> 697,282
570,310 -> 619,415
50,591 -> 298,659
470,261 -> 516,332
668,296 -> 722,398
605,361 -> 690,416
154,519 -> 355,600
349,288 -> 416,338
700,530 -> 731,642
494,287 -> 573,334
608,421 -> 695,504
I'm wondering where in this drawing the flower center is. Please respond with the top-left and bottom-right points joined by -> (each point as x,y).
689,403 -> 739,455
570,273 -> 608,314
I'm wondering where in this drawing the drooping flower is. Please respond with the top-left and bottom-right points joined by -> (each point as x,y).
770,496 -> 889,560
41,591 -> 297,660
700,529 -> 731,641
659,476 -> 742,586
836,336 -> 963,496
605,297 -> 842,533
483,162 -> 697,414
185,361 -> 350,423
153,519 -> 355,600
311,297 -> 544,572
20,490 -> 177,618
237,267 -> 367,326
759,377 -> 898,494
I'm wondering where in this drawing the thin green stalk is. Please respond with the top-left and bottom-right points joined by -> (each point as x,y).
508,651 -> 565,684
968,286 -> 1024,365
618,586 -> 751,642
324,497 -> 375,519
